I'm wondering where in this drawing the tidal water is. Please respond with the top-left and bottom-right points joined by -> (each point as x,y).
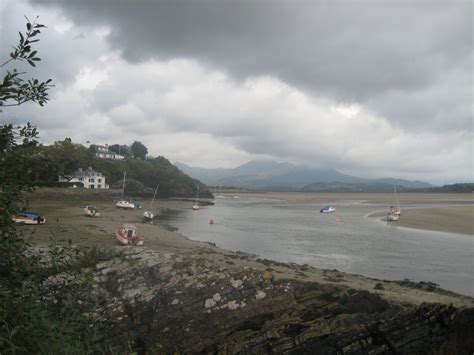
156,196 -> 474,296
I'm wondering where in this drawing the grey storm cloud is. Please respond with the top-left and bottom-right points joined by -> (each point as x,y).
30,0 -> 473,133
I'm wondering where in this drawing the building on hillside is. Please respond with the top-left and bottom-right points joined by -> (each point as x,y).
59,167 -> 109,189
93,145 -> 124,160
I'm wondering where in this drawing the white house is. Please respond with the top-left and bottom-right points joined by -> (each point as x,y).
59,167 -> 109,189
94,145 -> 124,160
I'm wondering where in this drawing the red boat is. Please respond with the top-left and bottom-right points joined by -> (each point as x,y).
116,224 -> 144,246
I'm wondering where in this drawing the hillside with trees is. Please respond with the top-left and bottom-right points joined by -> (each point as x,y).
32,139 -> 211,197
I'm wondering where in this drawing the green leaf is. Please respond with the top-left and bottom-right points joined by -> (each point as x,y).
27,22 -> 32,31
27,59 -> 35,67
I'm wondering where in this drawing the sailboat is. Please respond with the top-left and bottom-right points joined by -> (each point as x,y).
192,186 -> 200,210
115,171 -> 135,209
143,184 -> 159,220
387,186 -> 401,221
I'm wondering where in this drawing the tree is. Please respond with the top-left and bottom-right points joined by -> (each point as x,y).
0,16 -> 53,110
0,19 -> 107,353
109,143 -> 130,157
131,140 -> 148,159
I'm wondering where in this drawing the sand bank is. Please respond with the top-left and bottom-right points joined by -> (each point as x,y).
396,206 -> 473,235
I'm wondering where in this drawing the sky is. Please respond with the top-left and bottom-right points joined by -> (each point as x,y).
0,0 -> 472,185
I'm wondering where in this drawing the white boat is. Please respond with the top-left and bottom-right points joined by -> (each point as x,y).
115,200 -> 135,209
192,186 -> 200,210
115,170 -> 135,209
143,184 -> 159,220
84,206 -> 100,217
387,211 -> 399,221
320,206 -> 336,213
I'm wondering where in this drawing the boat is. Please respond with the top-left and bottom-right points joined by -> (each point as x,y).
84,206 -> 100,217
12,213 -> 46,224
387,205 -> 399,221
116,224 -> 144,245
115,170 -> 135,209
143,184 -> 159,221
320,206 -> 336,213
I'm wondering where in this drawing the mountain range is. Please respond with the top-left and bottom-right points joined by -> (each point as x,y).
174,160 -> 434,191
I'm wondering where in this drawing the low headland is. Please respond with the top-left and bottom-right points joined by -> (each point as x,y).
21,189 -> 474,353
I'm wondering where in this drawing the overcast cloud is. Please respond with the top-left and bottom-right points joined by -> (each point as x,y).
0,0 -> 472,184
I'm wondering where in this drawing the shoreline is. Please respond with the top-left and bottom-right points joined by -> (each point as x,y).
23,190 -> 474,306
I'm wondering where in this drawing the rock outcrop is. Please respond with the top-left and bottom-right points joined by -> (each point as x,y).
94,248 -> 474,354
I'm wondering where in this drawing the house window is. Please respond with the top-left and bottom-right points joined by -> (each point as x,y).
90,185 -> 95,189
98,179 -> 102,183
79,177 -> 83,181
89,178 -> 94,183
97,185 -> 102,188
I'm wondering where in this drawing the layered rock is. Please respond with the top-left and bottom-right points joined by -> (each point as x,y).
94,248 -> 474,354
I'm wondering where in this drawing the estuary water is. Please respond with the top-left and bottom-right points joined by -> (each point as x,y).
156,196 -> 474,296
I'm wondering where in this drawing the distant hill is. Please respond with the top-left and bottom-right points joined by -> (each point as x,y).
175,160 -> 433,191
422,183 -> 473,193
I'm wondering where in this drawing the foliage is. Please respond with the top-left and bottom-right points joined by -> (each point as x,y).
130,140 -> 148,159
0,19 -> 108,353
0,16 -> 53,110
108,143 -> 130,157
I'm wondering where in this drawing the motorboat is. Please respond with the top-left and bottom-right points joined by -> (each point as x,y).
320,206 -> 336,213
116,224 -> 144,246
84,206 -> 100,217
12,213 -> 46,224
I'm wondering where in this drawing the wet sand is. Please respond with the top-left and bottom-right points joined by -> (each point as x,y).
396,206 -> 473,235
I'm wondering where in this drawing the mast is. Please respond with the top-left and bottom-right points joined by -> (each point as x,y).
196,185 -> 199,204
149,184 -> 159,209
121,170 -> 126,198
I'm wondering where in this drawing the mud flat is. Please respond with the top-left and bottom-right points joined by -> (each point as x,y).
20,189 -> 474,353
396,206 -> 473,235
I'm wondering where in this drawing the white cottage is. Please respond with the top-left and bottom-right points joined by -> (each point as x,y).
59,167 -> 109,189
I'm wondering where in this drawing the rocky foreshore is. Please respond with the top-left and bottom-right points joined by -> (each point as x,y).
24,192 -> 474,353
90,247 -> 474,354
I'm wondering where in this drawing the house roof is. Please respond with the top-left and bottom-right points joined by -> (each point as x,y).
71,167 -> 103,177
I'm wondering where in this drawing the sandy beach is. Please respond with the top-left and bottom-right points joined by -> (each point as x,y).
20,189 -> 474,308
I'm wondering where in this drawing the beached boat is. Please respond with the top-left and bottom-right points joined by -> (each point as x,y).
387,205 -> 400,221
144,184 -> 159,220
12,213 -> 46,224
115,170 -> 135,209
116,224 -> 144,245
84,206 -> 100,217
320,206 -> 336,213
192,186 -> 200,210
